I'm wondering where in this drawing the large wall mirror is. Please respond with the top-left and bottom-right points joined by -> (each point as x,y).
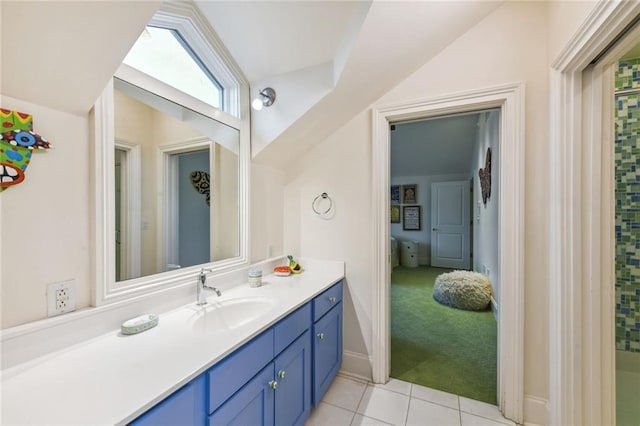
93,71 -> 248,305
113,79 -> 239,281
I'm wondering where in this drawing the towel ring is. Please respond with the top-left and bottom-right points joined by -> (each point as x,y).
312,192 -> 333,215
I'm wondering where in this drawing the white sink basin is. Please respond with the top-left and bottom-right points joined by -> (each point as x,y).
189,297 -> 275,332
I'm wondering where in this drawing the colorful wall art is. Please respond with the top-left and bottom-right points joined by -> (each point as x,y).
0,109 -> 52,192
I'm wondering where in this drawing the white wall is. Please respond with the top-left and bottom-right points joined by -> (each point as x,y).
546,1 -> 598,63
472,111 -> 499,306
250,163 -> 286,262
283,0 -> 552,412
0,97 -> 91,329
284,112 -> 373,362
391,174 -> 470,265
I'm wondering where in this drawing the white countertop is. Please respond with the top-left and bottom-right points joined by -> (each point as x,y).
0,260 -> 344,425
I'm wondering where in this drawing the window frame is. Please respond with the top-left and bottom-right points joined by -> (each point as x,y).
91,2 -> 249,306
124,24 -> 225,110
150,4 -> 242,118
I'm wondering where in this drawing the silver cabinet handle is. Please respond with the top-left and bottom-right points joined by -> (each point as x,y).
317,332 -> 325,340
269,380 -> 278,390
278,370 -> 286,379
329,296 -> 337,303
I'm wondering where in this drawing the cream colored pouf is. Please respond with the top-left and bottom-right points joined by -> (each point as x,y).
433,270 -> 492,311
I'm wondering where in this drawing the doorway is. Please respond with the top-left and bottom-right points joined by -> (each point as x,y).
372,83 -> 525,423
549,4 -> 640,423
162,144 -> 212,272
389,111 -> 499,404
612,53 -> 640,426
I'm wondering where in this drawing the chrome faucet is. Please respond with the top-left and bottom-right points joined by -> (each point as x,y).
197,268 -> 222,305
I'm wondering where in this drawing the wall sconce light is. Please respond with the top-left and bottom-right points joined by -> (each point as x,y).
251,87 -> 276,111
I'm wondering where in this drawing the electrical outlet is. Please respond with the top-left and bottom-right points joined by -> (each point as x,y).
47,280 -> 76,317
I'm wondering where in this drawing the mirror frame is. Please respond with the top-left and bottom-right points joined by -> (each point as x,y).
91,66 -> 249,305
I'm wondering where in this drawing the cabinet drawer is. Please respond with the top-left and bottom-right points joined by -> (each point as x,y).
208,329 -> 274,414
274,303 -> 311,355
313,280 -> 343,322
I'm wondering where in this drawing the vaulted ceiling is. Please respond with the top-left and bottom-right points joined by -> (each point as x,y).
192,1 -> 501,167
196,1 -> 362,83
0,1 -> 503,169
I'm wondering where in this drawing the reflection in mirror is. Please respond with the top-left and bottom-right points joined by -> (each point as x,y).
113,78 -> 239,282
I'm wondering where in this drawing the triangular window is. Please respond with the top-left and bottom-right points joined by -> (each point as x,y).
123,26 -> 223,109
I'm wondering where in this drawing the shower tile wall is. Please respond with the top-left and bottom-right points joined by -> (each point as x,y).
615,58 -> 640,352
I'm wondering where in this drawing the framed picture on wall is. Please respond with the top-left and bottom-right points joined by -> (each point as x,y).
390,185 -> 400,204
403,205 -> 421,230
402,184 -> 417,203
390,205 -> 401,223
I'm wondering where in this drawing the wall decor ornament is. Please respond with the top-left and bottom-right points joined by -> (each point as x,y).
390,185 -> 400,204
390,205 -> 400,223
189,170 -> 210,206
403,205 -> 421,230
402,184 -> 417,203
479,147 -> 491,205
0,109 -> 52,192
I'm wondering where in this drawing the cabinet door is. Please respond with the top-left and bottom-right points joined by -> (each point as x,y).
130,375 -> 206,426
312,302 -> 343,406
209,364 -> 275,426
274,330 -> 311,426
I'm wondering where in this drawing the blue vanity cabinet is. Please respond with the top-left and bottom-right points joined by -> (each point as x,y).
274,330 -> 312,426
208,331 -> 311,426
208,330 -> 275,413
208,363 -> 275,426
209,304 -> 312,426
312,280 -> 343,406
130,281 -> 343,426
129,375 -> 206,426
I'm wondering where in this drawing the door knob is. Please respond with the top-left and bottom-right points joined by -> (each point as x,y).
269,380 -> 278,390
278,370 -> 286,379
317,332 -> 325,340
329,296 -> 337,303
432,227 -> 438,231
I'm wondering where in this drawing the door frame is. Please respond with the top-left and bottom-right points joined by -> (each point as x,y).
114,140 -> 141,280
548,3 -> 640,425
158,137 -> 214,272
372,82 -> 525,423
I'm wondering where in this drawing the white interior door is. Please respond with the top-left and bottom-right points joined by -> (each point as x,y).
430,180 -> 470,269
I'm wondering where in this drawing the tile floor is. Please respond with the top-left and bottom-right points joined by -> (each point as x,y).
305,375 -> 518,426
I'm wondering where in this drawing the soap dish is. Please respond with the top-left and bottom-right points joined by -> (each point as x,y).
274,266 -> 291,277
121,314 -> 159,335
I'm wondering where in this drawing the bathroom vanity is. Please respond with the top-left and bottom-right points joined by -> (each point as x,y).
132,281 -> 343,426
0,260 -> 344,425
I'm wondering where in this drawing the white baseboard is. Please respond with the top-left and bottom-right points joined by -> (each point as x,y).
340,350 -> 372,381
524,395 -> 549,426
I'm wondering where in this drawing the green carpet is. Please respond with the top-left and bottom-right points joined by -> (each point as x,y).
391,266 -> 497,404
